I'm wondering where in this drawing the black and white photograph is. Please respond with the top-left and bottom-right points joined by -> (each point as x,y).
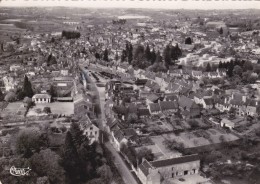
0,0 -> 260,184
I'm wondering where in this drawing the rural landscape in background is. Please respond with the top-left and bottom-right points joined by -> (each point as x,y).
0,6 -> 260,184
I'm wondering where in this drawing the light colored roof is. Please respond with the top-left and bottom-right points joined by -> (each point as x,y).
32,93 -> 51,99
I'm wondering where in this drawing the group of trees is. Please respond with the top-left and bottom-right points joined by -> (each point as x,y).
219,59 -> 258,84
112,19 -> 126,25
0,122 -> 114,184
121,144 -> 154,167
4,75 -> 34,102
119,43 -> 182,71
46,53 -> 57,66
62,30 -> 81,39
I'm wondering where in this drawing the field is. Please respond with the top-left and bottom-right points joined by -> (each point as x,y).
164,129 -> 239,148
150,135 -> 182,159
1,102 -> 26,118
27,102 -> 74,116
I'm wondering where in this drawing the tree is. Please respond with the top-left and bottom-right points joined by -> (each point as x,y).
23,75 -> 34,98
43,107 -> 51,114
121,50 -> 127,62
163,45 -> 171,68
218,61 -> 223,68
97,164 -> 113,184
15,130 -> 48,158
243,61 -> 253,71
145,44 -> 151,61
69,122 -> 87,149
150,49 -> 156,64
136,148 -> 154,164
219,27 -> 223,35
103,49 -> 109,62
171,44 -> 182,61
0,88 -> 4,101
128,43 -> 133,64
206,63 -> 212,72
61,131 -> 80,183
30,149 -> 65,184
4,91 -> 16,102
185,37 -> 192,44
233,65 -> 243,76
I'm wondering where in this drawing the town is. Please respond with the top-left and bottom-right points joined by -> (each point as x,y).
0,7 -> 260,184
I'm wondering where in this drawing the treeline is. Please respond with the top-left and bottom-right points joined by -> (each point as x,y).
62,30 -> 81,39
112,19 -> 126,24
219,59 -> 260,84
119,42 -> 182,71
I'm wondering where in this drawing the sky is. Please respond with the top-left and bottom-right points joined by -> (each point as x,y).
0,0 -> 260,10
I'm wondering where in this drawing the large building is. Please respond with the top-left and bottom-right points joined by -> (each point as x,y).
137,154 -> 200,184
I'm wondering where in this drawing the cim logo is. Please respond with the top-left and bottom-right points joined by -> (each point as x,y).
10,166 -> 31,177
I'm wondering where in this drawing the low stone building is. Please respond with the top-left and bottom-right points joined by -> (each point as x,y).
32,94 -> 51,103
137,154 -> 200,184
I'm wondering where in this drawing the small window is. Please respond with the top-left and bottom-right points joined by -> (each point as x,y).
90,132 -> 92,135
95,131 -> 97,135
90,127 -> 93,130
184,170 -> 188,175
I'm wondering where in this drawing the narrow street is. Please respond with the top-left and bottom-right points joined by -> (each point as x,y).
81,65 -> 139,184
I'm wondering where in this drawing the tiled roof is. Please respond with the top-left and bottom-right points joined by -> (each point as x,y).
139,160 -> 153,176
32,93 -> 51,99
149,103 -> 160,112
138,108 -> 151,116
150,154 -> 200,168
159,101 -> 178,111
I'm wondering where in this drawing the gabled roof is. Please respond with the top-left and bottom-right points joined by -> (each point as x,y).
32,93 -> 51,99
150,154 -> 200,168
159,101 -> 178,111
139,160 -> 153,176
178,96 -> 194,109
146,94 -> 160,102
204,98 -> 214,105
149,103 -> 161,112
138,108 -> 151,116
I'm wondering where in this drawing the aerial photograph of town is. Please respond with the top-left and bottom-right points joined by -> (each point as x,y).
0,1 -> 260,184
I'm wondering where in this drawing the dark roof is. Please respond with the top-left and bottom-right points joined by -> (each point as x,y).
159,101 -> 178,111
178,96 -> 194,109
138,108 -> 151,116
146,94 -> 160,102
165,95 -> 178,101
204,98 -> 214,105
139,160 -> 153,176
149,103 -> 161,112
150,154 -> 200,168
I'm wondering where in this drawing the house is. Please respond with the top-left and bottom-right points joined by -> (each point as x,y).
144,80 -> 160,92
79,116 -> 100,143
137,154 -> 200,184
146,94 -> 160,104
111,128 -> 137,151
202,98 -> 214,109
159,101 -> 178,113
215,97 -> 230,112
74,93 -> 93,114
220,118 -> 235,130
178,96 -> 201,118
32,93 -> 51,103
148,103 -> 161,115
138,108 -> 151,118
191,71 -> 203,79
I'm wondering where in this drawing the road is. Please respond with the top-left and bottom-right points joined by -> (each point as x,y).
81,64 -> 139,184
105,143 -> 138,184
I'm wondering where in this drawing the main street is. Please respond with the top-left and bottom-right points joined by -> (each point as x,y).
80,64 -> 139,184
